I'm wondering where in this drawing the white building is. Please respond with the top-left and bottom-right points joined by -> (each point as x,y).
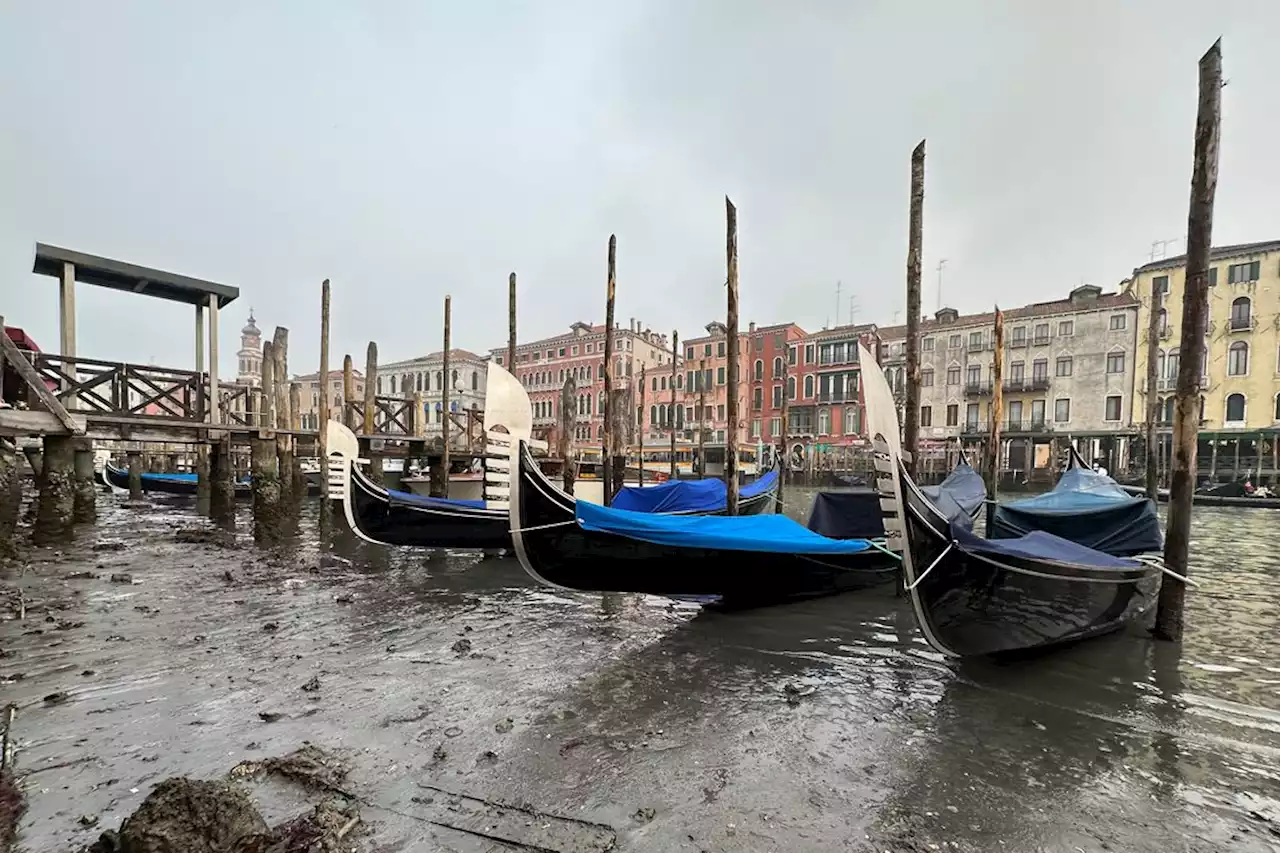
376,349 -> 488,439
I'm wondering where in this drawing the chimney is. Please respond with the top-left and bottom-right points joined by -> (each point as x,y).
749,321 -> 756,333
629,318 -> 635,332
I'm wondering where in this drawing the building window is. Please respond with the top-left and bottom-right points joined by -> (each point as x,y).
1225,392 -> 1246,423
754,359 -> 764,381
1109,315 -> 1126,331
804,344 -> 815,363
1274,392 -> 1280,422
966,365 -> 981,385
968,331 -> 984,351
1054,398 -> 1071,422
749,419 -> 761,437
716,342 -> 724,357
946,404 -> 958,427
787,376 -> 797,399
472,371 -> 479,390
1153,274 -> 1170,294
1227,261 -> 1261,284
1158,309 -> 1169,335
1031,399 -> 1046,425
717,366 -> 726,385
1055,357 -> 1072,377
686,346 -> 694,360
1058,320 -> 1074,337
1032,359 -> 1048,381
844,407 -> 859,435
965,403 -> 979,428
788,345 -> 797,365
1231,297 -> 1252,330
1009,361 -> 1024,382
1007,400 -> 1023,427
803,375 -> 814,398
922,337 -> 934,352
1105,396 -> 1122,421
772,356 -> 783,378
1010,327 -> 1026,347
1033,323 -> 1050,345
818,408 -> 831,434
772,385 -> 782,408
769,417 -> 781,437
946,366 -> 961,385
1106,352 -> 1125,374
922,369 -> 934,387
1228,341 -> 1249,376
920,405 -> 932,427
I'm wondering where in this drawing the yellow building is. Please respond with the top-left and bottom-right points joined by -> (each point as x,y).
1128,239 -> 1280,483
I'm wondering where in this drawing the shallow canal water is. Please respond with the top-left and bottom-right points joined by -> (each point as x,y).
2,488 -> 1279,851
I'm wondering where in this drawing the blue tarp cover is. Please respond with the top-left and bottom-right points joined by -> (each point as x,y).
143,472 -> 198,483
386,488 -> 487,510
951,518 -> 1141,570
989,467 -> 1163,556
576,499 -> 871,554
921,460 -> 986,518
611,469 -> 778,513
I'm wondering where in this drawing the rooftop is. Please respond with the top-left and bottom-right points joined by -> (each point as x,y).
32,243 -> 239,308
1134,239 -> 1280,274
877,288 -> 1138,339
382,348 -> 488,368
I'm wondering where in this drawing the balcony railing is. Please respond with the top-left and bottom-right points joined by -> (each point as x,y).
963,381 -> 993,396
1003,419 -> 1052,434
1032,335 -> 1050,346
1009,337 -> 1028,349
1229,316 -> 1255,332
1002,377 -> 1051,393
817,392 -> 858,404
967,341 -> 985,353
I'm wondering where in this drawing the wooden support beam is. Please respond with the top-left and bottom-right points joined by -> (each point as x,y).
903,140 -> 925,478
208,295 -> 221,425
602,235 -> 617,504
984,307 -> 1005,501
507,272 -> 517,373
724,196 -> 740,516
1144,280 -> 1162,500
638,364 -> 646,487
59,262 -> 77,361
0,322 -> 81,434
342,354 -> 354,430
669,330 -> 679,480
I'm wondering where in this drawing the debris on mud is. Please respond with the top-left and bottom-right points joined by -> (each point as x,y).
450,638 -> 472,655
42,691 -> 69,706
257,712 -> 284,724
174,529 -> 237,549
91,541 -> 125,553
783,682 -> 816,705
632,807 -> 655,824
1,769 -> 26,853
64,571 -> 98,580
300,676 -> 320,693
243,799 -> 360,853
115,777 -> 269,853
494,717 -> 514,734
230,744 -> 350,795
108,574 -> 133,585
261,622 -> 279,633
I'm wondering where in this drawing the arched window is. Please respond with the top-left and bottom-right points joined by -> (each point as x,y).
471,371 -> 478,390
754,359 -> 764,381
452,369 -> 459,387
416,373 -> 424,392
772,357 -> 783,378
659,404 -> 667,426
787,376 -> 797,400
1274,392 -> 1280,422
804,375 -> 814,398
1199,395 -> 1206,422
1225,393 -> 1246,423
435,371 -> 442,388
650,405 -> 658,425
402,374 -> 412,395
1228,341 -> 1249,376
1158,309 -> 1168,334
1230,297 -> 1251,330
389,375 -> 397,395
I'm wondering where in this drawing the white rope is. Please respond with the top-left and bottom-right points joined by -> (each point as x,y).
905,542 -> 954,591
507,519 -> 579,534
1132,555 -> 1200,587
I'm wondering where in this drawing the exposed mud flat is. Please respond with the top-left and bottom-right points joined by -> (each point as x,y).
1,496 -> 1279,851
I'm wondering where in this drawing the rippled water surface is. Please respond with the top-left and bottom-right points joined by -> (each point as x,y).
2,488 -> 1280,852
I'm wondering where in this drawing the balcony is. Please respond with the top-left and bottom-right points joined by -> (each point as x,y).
967,341 -> 985,353
1003,419 -> 1053,434
1032,335 -> 1050,347
960,421 -> 987,436
1009,337 -> 1028,349
817,392 -> 858,404
963,381 -> 993,397
1002,377 -> 1051,393
1229,316 -> 1256,332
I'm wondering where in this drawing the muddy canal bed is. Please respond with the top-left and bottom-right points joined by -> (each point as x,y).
3,496 -> 1280,852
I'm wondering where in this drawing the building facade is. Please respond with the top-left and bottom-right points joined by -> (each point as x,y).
880,284 -> 1140,475
294,369 -> 365,431
376,349 -> 488,440
490,319 -> 674,455
235,311 -> 263,387
676,320 -> 751,466
787,323 -> 880,466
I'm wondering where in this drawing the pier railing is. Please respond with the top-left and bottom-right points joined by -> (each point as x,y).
35,354 -> 207,421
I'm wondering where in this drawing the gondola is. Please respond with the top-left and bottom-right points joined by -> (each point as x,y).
1119,481 -> 1280,510
989,448 -> 1163,556
331,362 -> 780,551
806,453 -> 985,540
103,463 -> 253,498
859,342 -> 1171,657
508,439 -> 900,608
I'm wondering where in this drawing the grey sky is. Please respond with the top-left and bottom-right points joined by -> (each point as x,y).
3,2 -> 1278,377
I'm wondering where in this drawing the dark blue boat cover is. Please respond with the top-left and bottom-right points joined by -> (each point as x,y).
950,518 -> 1141,570
576,500 -> 871,554
386,488 -> 488,511
144,472 -> 198,483
921,460 -> 986,518
989,467 -> 1163,556
805,489 -> 886,539
610,469 -> 778,513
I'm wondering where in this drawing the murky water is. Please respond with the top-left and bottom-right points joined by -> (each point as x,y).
2,489 -> 1280,851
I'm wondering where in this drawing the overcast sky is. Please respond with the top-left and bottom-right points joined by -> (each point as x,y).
3,2 -> 1278,377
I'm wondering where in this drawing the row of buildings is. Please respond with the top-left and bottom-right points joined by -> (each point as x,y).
233,238 -> 1280,479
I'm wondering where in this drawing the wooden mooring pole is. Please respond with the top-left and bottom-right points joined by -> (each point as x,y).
559,376 -> 577,495
669,330 -> 679,480
776,346 -> 788,514
602,235 -> 617,504
318,278 -> 332,537
984,308 -> 1005,504
1154,39 -> 1221,643
507,272 -> 517,373
903,140 -> 925,478
724,196 -> 741,516
271,327 -> 294,504
363,342 -> 382,485
252,342 -> 283,543
432,296 -> 452,499
638,364 -> 646,487
342,355 -> 355,431
1144,280 -> 1163,501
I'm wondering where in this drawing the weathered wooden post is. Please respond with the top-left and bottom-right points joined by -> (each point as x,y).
209,435 -> 236,527
0,439 -> 21,558
288,381 -> 305,496
507,272 -> 517,371
724,196 -> 741,515
1155,39 -> 1221,643
71,437 -> 96,523
776,348 -> 788,514
1144,279 -> 1163,500
318,279 -> 332,537
342,354 -> 355,430
903,140 -> 925,478
126,449 -> 143,501
251,345 -> 283,542
637,364 -> 646,487
271,327 -> 293,504
195,438 -> 211,514
602,235 -> 617,503
697,359 -> 706,477
558,376 -> 577,495
33,436 -> 75,544
411,390 -> 426,492
984,308 -> 1005,508
362,341 -> 382,485
669,330 -> 679,479
441,295 -> 452,496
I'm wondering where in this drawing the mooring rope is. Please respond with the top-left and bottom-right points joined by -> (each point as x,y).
905,542 -> 955,591
1131,554 -> 1200,587
507,519 -> 580,534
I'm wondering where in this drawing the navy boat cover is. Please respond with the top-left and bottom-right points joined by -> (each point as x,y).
805,490 -> 885,539
610,469 -> 778,514
387,489 -> 487,510
989,467 -> 1163,556
950,518 -> 1141,570
576,499 -> 871,554
921,460 -> 986,518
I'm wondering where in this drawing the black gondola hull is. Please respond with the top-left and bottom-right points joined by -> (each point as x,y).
512,443 -> 899,607
103,464 -> 252,498
347,467 -> 511,550
899,464 -> 1157,657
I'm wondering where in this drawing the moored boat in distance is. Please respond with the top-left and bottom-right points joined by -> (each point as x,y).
860,342 -> 1172,658
103,462 -> 252,498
